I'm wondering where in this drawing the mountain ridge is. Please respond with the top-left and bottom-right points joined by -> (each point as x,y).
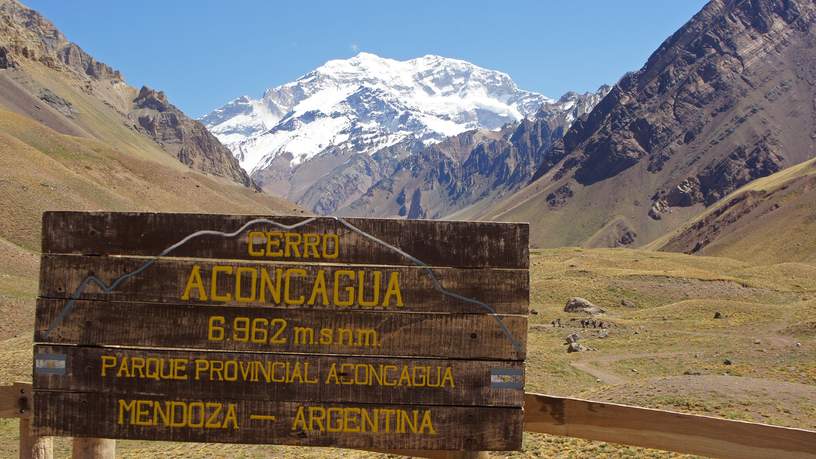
341,87 -> 609,219
204,52 -> 608,216
0,0 -> 254,187
203,52 -> 553,176
469,0 -> 816,250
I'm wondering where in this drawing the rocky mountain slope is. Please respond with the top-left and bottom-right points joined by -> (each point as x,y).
342,89 -> 608,218
0,0 -> 253,187
0,0 -> 301,255
204,53 -> 607,215
465,0 -> 816,249
650,155 -> 816,264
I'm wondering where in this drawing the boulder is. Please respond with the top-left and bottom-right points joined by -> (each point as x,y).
566,342 -> 584,353
564,297 -> 605,315
621,299 -> 637,308
565,333 -> 581,345
0,46 -> 16,69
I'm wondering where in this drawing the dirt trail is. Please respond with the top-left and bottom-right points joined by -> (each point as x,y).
570,361 -> 629,385
570,352 -> 687,385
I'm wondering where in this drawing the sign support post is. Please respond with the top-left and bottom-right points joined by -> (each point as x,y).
19,418 -> 52,459
71,438 -> 115,459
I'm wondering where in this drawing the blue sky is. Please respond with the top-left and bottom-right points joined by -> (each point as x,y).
26,1 -> 707,118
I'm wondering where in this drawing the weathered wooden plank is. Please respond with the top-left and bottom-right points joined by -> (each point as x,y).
35,211 -> 530,451
33,345 -> 524,407
38,255 -> 529,315
34,391 -> 523,450
523,393 -> 816,459
0,382 -> 31,419
41,211 -> 529,269
35,299 -> 527,360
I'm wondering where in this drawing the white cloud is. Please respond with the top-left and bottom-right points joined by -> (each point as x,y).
350,43 -> 359,52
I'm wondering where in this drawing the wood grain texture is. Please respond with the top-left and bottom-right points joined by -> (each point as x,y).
35,299 -> 527,360
0,382 -> 31,419
41,212 -> 529,269
524,392 -> 816,459
34,392 -> 523,450
34,211 -> 530,450
38,255 -> 529,315
34,345 -> 524,407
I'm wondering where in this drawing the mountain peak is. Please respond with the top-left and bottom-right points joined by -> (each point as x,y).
349,51 -> 387,61
321,51 -> 391,69
203,53 -> 552,175
0,0 -> 122,81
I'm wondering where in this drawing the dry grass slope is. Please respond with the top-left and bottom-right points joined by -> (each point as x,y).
0,107 -> 302,342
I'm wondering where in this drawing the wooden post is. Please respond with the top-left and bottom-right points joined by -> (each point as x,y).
71,438 -> 115,459
355,449 -> 490,459
446,452 -> 489,459
9,381 -> 52,459
19,418 -> 52,459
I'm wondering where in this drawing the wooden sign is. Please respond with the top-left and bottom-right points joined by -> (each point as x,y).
33,212 -> 529,451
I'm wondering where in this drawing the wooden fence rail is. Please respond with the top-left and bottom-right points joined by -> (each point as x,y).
523,393 -> 816,459
3,383 -> 815,458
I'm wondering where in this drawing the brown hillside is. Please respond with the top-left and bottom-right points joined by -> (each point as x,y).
0,2 -> 305,342
652,156 -> 816,264
0,107 -> 303,338
0,0 -> 254,186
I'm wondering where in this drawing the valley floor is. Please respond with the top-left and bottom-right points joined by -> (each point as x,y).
0,248 -> 814,458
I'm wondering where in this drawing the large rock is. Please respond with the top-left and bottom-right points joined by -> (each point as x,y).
0,46 -> 16,69
566,342 -> 584,353
564,297 -> 605,315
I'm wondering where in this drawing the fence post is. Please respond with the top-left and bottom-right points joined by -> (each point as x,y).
13,381 -> 52,459
71,438 -> 116,459
19,418 -> 52,459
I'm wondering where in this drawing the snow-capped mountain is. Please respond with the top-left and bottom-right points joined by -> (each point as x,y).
202,52 -> 608,216
203,53 -> 550,175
